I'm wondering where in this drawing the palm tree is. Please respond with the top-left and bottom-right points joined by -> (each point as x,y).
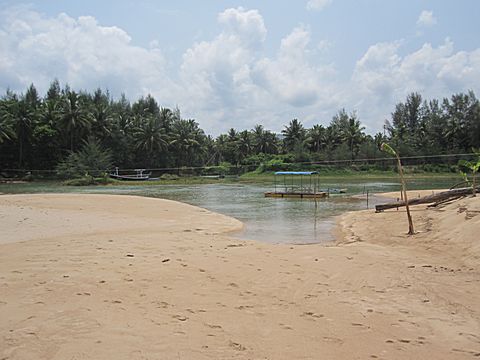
0,98 -> 16,144
91,102 -> 113,140
60,91 -> 92,151
306,124 -> 326,152
169,119 -> 204,167
341,114 -> 365,160
12,99 -> 37,167
224,128 -> 240,164
259,130 -> 278,154
159,107 -> 178,132
133,115 -> 169,165
237,130 -> 252,162
282,119 -> 306,152
251,124 -> 265,154
215,134 -> 229,162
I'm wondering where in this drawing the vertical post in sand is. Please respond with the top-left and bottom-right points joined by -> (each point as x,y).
381,143 -> 415,235
396,154 -> 414,235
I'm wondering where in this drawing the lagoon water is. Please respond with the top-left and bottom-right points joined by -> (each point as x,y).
0,177 -> 459,244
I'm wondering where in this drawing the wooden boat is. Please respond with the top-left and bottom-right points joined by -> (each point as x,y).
109,168 -> 158,181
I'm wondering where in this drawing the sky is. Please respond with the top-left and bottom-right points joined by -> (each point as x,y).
1,0 -> 480,136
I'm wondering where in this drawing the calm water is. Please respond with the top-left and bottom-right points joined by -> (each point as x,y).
0,176 -> 459,244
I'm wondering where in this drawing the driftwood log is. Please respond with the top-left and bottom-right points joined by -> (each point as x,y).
375,187 -> 479,212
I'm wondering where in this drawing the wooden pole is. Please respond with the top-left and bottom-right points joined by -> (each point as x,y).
396,154 -> 414,235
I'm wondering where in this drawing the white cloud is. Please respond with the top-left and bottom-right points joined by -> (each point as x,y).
1,6 -> 479,136
178,7 -> 270,131
217,7 -> 266,48
417,10 -> 437,27
0,5 -> 175,101
179,18 -> 339,132
351,38 -> 480,132
306,0 -> 332,11
252,26 -> 336,108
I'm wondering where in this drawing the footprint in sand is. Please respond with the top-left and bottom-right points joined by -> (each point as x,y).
451,348 -> 480,357
172,314 -> 188,322
351,322 -> 367,328
205,323 -> 223,329
152,301 -> 170,308
302,311 -> 324,320
323,336 -> 344,344
229,341 -> 246,351
279,323 -> 293,330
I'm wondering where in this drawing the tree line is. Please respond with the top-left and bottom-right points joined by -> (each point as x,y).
0,80 -> 479,177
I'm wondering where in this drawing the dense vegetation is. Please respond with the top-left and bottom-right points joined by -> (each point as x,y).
1,80 -> 479,179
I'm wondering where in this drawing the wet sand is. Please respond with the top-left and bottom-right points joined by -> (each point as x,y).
1,193 -> 479,359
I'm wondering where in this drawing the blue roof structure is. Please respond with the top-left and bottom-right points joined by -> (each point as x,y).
274,171 -> 318,175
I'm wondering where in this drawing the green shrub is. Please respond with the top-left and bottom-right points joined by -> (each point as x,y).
57,137 -> 113,179
63,175 -> 95,186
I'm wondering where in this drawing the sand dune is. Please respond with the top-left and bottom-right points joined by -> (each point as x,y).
1,193 -> 479,359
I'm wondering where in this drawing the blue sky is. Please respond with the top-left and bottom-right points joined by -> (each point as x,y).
1,0 -> 479,135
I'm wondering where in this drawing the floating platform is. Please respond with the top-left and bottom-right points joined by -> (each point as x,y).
264,192 -> 328,199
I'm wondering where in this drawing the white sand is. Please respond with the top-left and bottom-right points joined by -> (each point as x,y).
1,193 -> 479,359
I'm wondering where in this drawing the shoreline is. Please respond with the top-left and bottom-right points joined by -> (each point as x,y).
1,193 -> 479,359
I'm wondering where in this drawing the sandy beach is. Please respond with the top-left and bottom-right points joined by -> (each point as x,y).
1,193 -> 479,359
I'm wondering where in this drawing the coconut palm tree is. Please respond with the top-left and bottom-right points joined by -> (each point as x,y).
90,89 -> 112,137
306,124 -> 326,153
60,91 -> 92,151
169,119 -> 204,167
282,119 -> 306,152
10,99 -> 37,167
260,130 -> 278,154
237,130 -> 252,162
0,98 -> 16,144
341,114 -> 365,160
133,114 -> 168,166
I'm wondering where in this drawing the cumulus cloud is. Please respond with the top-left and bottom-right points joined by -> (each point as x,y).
0,5 -> 175,101
351,38 -> 480,131
179,16 -> 339,132
178,7 -> 270,130
306,0 -> 332,11
417,10 -> 437,27
1,5 -> 479,135
252,26 -> 336,108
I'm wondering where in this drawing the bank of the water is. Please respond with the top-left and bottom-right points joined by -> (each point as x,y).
0,174 -> 462,245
